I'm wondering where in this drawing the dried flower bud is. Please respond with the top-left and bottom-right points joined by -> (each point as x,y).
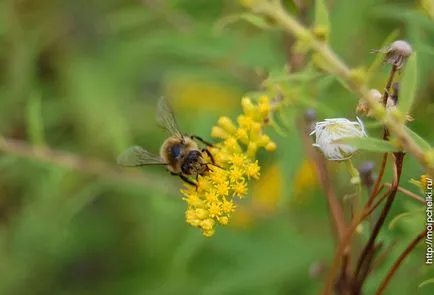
356,89 -> 382,117
386,82 -> 399,111
304,108 -> 317,133
309,261 -> 326,278
374,40 -> 413,69
358,161 -> 375,188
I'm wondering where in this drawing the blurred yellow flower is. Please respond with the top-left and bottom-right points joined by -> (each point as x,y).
291,160 -> 319,206
409,174 -> 429,193
181,96 -> 276,236
164,77 -> 239,112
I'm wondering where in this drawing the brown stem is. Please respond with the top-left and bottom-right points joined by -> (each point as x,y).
383,183 -> 425,204
298,120 -> 346,242
372,239 -> 400,271
354,242 -> 384,293
354,152 -> 405,283
375,229 -> 427,295
367,153 -> 388,207
324,209 -> 372,295
382,65 -> 398,105
0,137 -> 173,192
326,188 -> 391,295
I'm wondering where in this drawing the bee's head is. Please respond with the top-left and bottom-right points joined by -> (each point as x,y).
181,150 -> 206,175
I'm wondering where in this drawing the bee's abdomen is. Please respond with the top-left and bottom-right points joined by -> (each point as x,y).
160,137 -> 183,173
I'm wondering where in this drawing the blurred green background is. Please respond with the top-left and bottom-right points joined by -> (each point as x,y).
1,0 -> 434,294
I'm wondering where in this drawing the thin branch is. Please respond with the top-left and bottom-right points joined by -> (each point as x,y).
321,186 -> 393,295
355,242 -> 384,294
367,151 -> 388,208
382,65 -> 398,106
354,152 -> 405,282
384,183 -> 425,204
375,229 -> 427,295
298,120 -> 346,243
0,137 -> 175,193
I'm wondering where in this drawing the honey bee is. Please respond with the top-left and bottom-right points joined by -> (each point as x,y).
117,96 -> 216,186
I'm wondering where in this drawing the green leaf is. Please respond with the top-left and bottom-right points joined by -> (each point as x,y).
419,278 -> 434,288
336,137 -> 398,153
26,91 -> 46,146
269,113 -> 289,137
404,125 -> 432,151
314,0 -> 330,31
398,53 -> 418,115
388,209 -> 423,230
214,13 -> 273,33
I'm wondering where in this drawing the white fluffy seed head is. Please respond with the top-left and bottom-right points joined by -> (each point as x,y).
310,117 -> 367,161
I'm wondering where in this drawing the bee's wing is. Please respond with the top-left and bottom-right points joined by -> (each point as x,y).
156,96 -> 183,138
117,146 -> 166,167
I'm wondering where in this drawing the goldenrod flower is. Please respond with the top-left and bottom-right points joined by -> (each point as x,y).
181,96 -> 277,236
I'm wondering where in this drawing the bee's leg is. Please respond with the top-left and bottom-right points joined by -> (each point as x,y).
190,135 -> 214,147
202,148 -> 223,169
201,148 -> 215,164
177,173 -> 198,188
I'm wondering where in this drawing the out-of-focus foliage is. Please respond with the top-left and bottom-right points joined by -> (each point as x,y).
0,0 -> 433,294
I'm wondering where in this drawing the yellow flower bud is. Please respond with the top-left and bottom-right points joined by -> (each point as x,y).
188,219 -> 201,227
257,134 -> 270,146
265,141 -> 277,152
258,95 -> 270,105
258,103 -> 271,119
211,126 -> 230,139
195,208 -> 209,220
237,115 -> 254,129
218,216 -> 229,225
241,97 -> 257,117
224,137 -> 242,153
247,142 -> 258,158
235,128 -> 249,144
258,96 -> 271,119
201,218 -> 215,231
203,229 -> 215,237
185,210 -> 201,227
250,122 -> 261,142
218,116 -> 237,134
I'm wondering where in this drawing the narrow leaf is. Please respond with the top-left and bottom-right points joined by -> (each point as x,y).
314,0 -> 330,30
419,278 -> 434,288
214,13 -> 273,33
239,13 -> 274,29
404,125 -> 432,151
26,91 -> 46,146
269,113 -> 288,137
388,209 -> 423,230
336,137 -> 398,153
398,53 -> 418,114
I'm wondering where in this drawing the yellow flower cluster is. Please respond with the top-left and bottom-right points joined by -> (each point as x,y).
182,96 -> 276,237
